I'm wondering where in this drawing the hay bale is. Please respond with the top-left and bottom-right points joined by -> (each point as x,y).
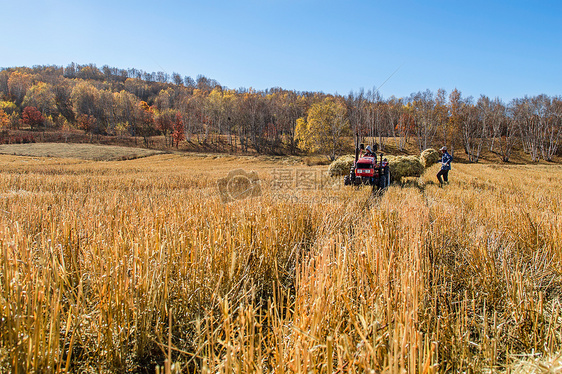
420,148 -> 440,168
329,153 -> 425,182
328,154 -> 355,176
386,155 -> 424,183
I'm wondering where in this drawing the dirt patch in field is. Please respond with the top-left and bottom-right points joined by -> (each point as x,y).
0,143 -> 165,161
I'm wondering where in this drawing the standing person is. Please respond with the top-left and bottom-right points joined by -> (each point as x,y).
437,146 -> 452,186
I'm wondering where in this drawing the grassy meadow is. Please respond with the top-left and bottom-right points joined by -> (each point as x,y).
0,150 -> 561,373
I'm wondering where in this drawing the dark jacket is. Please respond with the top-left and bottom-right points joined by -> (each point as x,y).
440,151 -> 452,170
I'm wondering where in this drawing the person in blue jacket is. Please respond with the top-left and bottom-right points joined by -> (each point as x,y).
437,146 -> 452,185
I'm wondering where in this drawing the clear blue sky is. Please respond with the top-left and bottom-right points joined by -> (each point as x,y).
2,0 -> 561,101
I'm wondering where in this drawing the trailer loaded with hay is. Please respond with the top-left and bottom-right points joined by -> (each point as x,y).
343,134 -> 391,190
332,134 -> 438,189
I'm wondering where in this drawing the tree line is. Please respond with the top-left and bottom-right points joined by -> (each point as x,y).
0,63 -> 560,161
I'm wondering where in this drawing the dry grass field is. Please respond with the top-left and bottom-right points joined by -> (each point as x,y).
0,143 -> 164,161
0,151 -> 561,373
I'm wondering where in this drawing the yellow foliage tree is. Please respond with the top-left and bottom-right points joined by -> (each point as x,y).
294,96 -> 350,160
23,82 -> 56,116
0,109 -> 9,129
7,71 -> 33,106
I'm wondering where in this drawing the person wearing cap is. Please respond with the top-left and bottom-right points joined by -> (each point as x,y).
437,146 -> 452,185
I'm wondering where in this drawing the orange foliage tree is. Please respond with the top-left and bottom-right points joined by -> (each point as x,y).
22,106 -> 44,129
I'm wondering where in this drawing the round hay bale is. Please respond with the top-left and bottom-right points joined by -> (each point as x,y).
386,155 -> 424,183
420,148 -> 440,168
328,154 -> 355,177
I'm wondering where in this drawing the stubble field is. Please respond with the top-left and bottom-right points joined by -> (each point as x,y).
1,151 -> 561,373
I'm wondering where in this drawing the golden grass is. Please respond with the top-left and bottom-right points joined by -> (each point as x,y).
0,143 -> 164,161
0,154 -> 561,373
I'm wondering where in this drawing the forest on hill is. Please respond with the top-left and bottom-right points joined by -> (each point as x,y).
0,63 -> 560,161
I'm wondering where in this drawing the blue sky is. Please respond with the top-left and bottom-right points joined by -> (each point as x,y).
2,0 -> 560,101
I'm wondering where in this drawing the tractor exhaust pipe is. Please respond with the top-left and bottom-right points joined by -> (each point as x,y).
355,133 -> 360,164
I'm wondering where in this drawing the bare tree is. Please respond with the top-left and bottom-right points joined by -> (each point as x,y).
385,96 -> 403,149
434,88 -> 449,146
410,90 -> 437,151
346,89 -> 368,139
461,97 -> 486,162
490,99 -> 517,162
539,95 -> 561,161
513,97 -> 541,161
488,97 -> 504,152
172,72 -> 183,86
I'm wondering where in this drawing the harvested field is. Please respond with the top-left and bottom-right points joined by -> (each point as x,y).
0,142 -> 164,161
1,153 -> 561,372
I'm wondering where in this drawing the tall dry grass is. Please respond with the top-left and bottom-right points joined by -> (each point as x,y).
0,155 -> 561,373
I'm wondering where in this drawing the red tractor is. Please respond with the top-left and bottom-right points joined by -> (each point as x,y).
344,135 -> 391,190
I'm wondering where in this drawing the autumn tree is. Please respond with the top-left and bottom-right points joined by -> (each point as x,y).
138,101 -> 156,147
97,89 -> 116,135
114,90 -> 139,136
22,106 -> 44,129
267,90 -> 307,154
8,71 -> 33,106
23,82 -> 57,119
77,114 -> 97,134
52,78 -> 74,123
71,81 -> 111,135
177,94 -> 196,142
154,88 -> 174,112
71,81 -> 99,118
76,64 -> 104,80
0,70 -> 9,99
172,112 -> 185,148
0,110 -> 9,129
235,89 -> 266,152
124,78 -> 150,102
206,87 -> 226,142
295,96 -> 350,160
187,89 -> 211,144
396,105 -> 415,151
154,109 -> 175,147
0,100 -> 18,115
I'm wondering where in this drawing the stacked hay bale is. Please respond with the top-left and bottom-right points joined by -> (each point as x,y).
328,154 -> 355,176
385,155 -> 424,183
327,148 -> 438,183
420,148 -> 440,168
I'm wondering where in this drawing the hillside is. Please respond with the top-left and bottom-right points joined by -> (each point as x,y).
1,64 -> 560,163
